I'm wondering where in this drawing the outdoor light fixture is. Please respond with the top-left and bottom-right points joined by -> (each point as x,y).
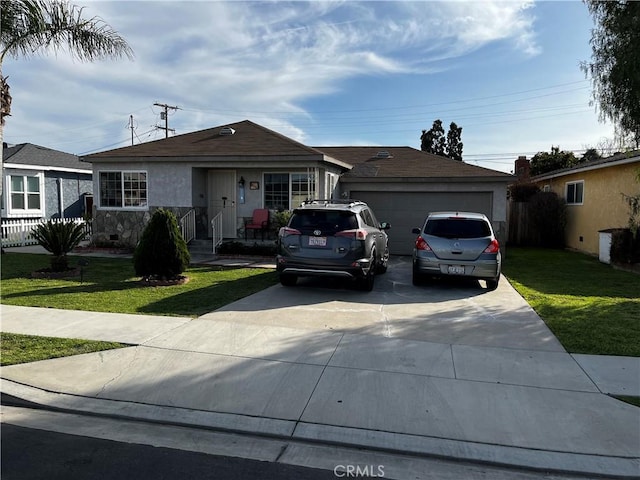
238,176 -> 246,204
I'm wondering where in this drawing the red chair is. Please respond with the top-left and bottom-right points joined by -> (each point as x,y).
245,208 -> 269,240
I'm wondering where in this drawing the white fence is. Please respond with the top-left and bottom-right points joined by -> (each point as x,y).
1,217 -> 92,248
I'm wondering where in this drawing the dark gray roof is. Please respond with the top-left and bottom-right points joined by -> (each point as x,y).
3,143 -> 89,171
317,146 -> 513,180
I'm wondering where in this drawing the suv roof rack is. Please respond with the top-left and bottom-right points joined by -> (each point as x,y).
299,199 -> 367,207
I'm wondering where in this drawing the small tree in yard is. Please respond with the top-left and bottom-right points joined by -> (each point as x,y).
32,220 -> 86,271
133,209 -> 190,280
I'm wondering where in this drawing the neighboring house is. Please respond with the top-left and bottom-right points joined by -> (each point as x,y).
83,120 -> 513,255
2,143 -> 93,220
531,151 -> 640,255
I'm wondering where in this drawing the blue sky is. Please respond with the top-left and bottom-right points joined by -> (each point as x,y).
3,0 -> 616,173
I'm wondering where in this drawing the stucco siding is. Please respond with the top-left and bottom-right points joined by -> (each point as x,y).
93,162 -> 193,209
44,172 -> 93,218
540,162 -> 639,255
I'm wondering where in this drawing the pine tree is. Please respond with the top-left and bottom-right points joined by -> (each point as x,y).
133,209 -> 190,279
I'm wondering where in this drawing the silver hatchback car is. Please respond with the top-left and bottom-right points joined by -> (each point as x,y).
412,212 -> 501,290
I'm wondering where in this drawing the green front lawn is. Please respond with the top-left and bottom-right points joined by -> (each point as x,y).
0,253 -> 278,317
1,332 -> 128,366
503,248 -> 640,356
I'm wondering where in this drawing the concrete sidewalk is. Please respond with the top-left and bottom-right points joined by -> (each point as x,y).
1,300 -> 639,478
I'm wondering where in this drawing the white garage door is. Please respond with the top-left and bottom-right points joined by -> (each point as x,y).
352,191 -> 493,255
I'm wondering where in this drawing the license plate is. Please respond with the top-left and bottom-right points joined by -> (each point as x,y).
448,265 -> 465,275
308,236 -> 327,247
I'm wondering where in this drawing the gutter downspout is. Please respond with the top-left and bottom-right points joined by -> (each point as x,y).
57,177 -> 64,219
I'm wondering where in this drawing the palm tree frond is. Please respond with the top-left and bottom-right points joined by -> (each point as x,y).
1,0 -> 134,63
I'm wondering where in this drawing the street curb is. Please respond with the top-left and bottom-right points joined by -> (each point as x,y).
2,379 -> 638,479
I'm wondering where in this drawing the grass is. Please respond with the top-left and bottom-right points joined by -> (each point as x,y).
1,332 -> 128,366
503,248 -> 640,357
1,253 -> 278,317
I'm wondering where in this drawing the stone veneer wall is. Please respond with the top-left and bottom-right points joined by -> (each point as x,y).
92,206 -> 194,247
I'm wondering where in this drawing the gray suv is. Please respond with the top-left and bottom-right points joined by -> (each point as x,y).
276,200 -> 390,291
412,212 -> 501,290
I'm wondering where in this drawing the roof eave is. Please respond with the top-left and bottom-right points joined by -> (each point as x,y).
532,155 -> 640,182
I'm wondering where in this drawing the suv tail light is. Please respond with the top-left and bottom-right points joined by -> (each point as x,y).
281,227 -> 301,236
335,229 -> 368,240
484,239 -> 500,253
415,236 -> 432,251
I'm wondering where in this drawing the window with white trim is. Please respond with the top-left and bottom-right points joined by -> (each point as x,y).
264,172 -> 316,210
566,181 -> 584,205
99,171 -> 147,208
7,173 -> 44,216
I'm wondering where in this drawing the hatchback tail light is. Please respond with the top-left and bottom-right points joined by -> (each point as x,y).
415,236 -> 432,251
484,239 -> 500,253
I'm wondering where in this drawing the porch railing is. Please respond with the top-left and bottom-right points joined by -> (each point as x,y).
179,209 -> 196,244
211,211 -> 224,253
1,217 -> 92,248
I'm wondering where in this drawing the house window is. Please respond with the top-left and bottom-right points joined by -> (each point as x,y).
264,172 -> 317,210
99,171 -> 147,208
325,172 -> 338,199
7,174 -> 44,216
566,181 -> 584,205
291,172 -> 316,208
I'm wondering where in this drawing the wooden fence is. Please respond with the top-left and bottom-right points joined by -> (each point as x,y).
1,217 -> 92,248
507,202 -> 541,246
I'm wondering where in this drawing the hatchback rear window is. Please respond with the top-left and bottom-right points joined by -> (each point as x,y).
290,210 -> 358,234
424,218 -> 491,239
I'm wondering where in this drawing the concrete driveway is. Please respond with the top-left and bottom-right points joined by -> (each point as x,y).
201,256 -> 565,352
2,257 -> 639,477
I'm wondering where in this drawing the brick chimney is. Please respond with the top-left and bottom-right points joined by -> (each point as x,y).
514,156 -> 530,182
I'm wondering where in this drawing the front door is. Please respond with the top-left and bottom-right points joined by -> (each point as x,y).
208,170 -> 237,238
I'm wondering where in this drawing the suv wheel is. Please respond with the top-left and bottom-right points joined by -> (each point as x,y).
280,274 -> 297,287
376,248 -> 389,274
358,250 -> 376,291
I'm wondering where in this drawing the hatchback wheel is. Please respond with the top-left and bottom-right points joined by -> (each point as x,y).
486,276 -> 499,291
412,263 -> 424,286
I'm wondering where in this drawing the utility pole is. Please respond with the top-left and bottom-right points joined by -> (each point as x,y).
128,115 -> 135,145
154,102 -> 179,138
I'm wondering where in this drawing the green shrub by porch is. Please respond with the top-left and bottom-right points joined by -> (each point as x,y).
133,209 -> 190,278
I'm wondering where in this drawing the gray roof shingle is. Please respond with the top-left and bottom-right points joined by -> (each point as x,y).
317,146 -> 513,180
4,143 -> 88,171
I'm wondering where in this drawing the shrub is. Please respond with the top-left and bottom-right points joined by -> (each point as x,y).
528,192 -> 567,248
509,183 -> 540,202
133,209 -> 190,279
610,228 -> 640,265
271,210 -> 292,235
31,220 -> 87,271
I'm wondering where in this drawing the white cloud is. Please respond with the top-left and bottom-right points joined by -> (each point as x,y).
3,0 -> 541,154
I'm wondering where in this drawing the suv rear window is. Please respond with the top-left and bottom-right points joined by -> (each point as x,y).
424,218 -> 491,239
290,210 -> 358,234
